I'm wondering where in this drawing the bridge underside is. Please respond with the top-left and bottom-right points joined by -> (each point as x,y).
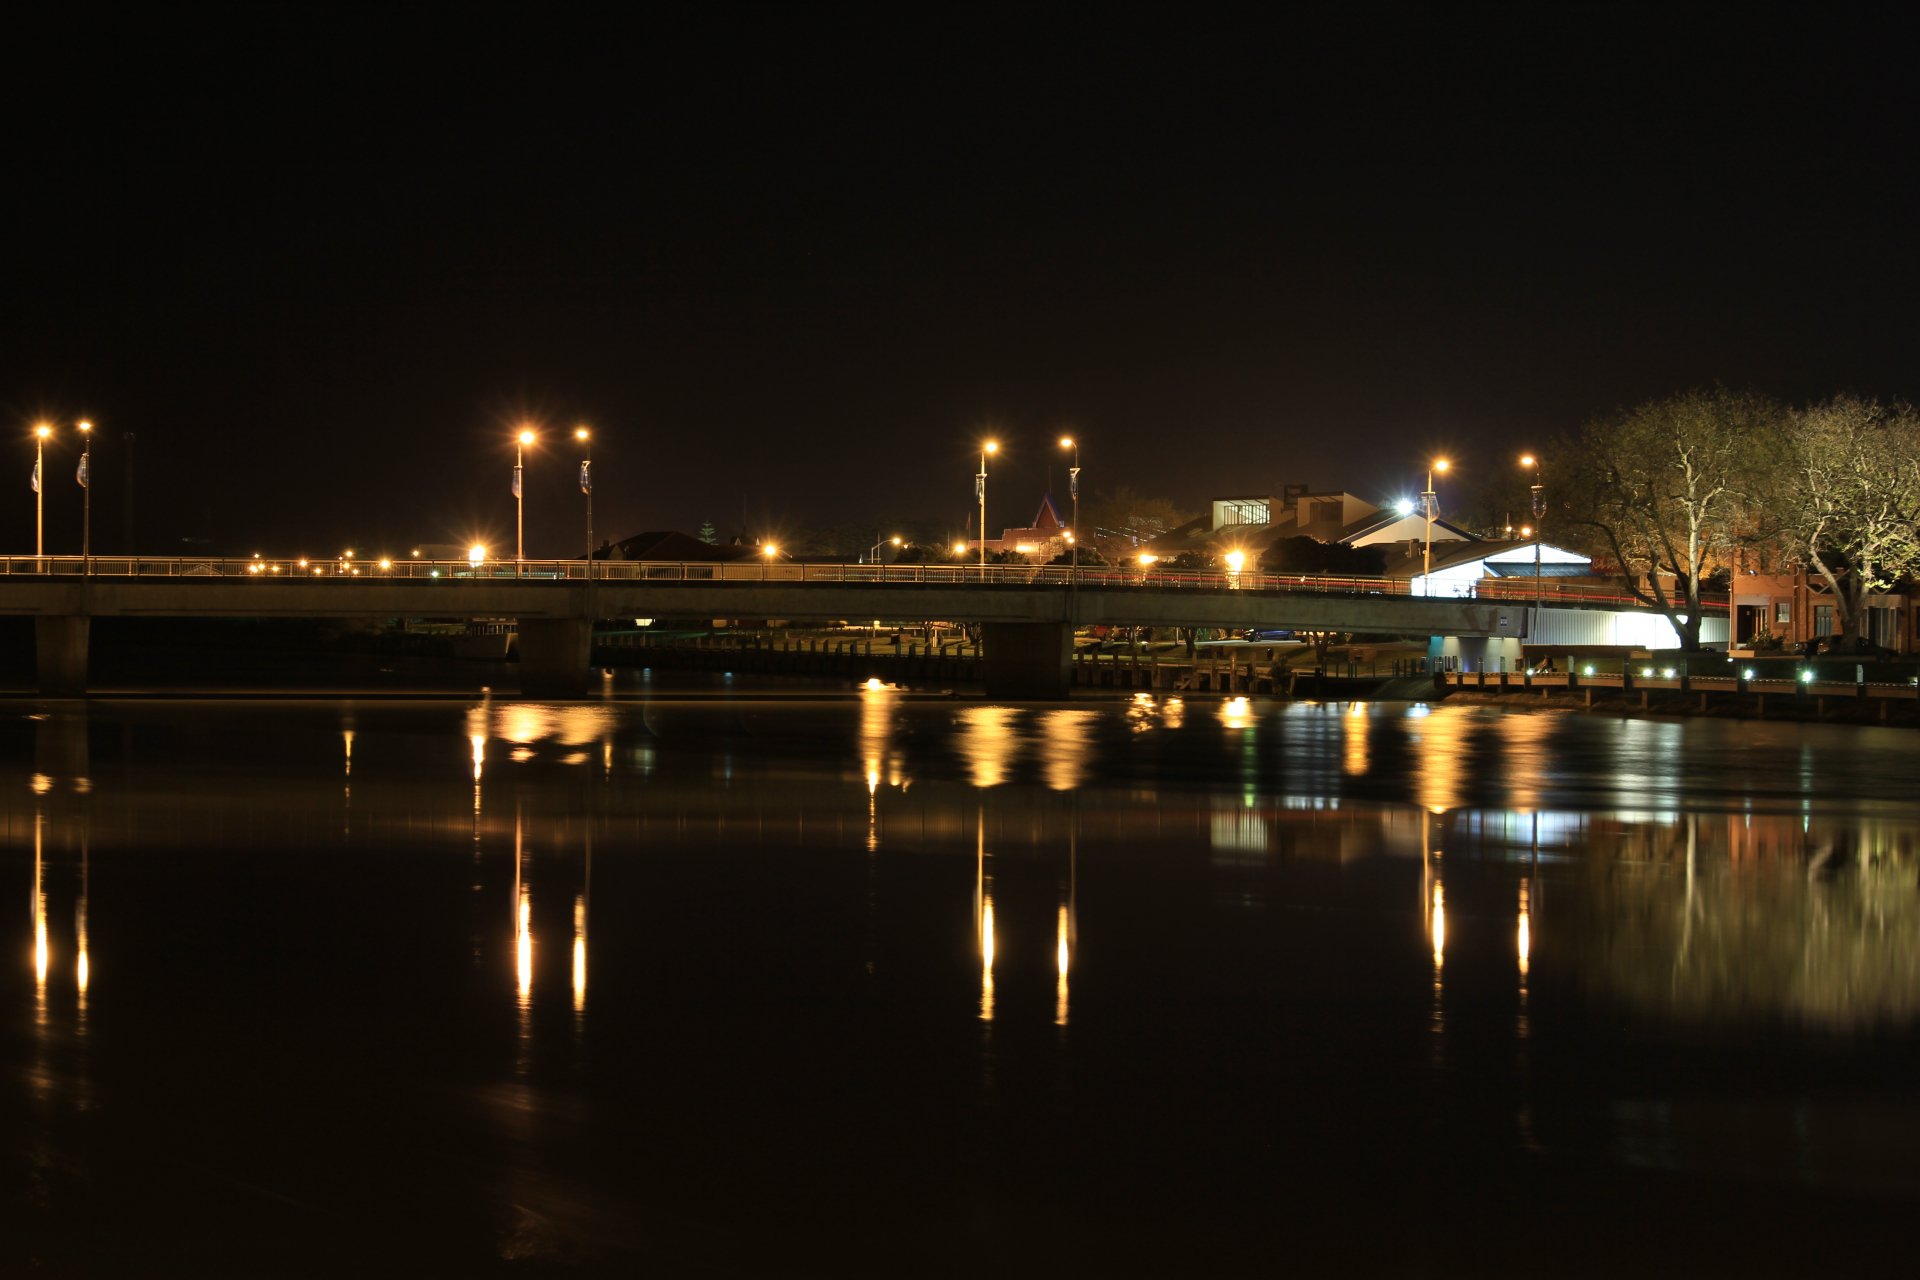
8,579 -> 1528,698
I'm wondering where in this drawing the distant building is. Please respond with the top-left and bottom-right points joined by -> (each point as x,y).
607,530 -> 763,562
964,495 -> 1072,561
1379,538 -> 1593,597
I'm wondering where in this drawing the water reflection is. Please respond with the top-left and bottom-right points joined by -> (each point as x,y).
958,706 -> 1021,789
1040,710 -> 1097,792
976,805 -> 994,1023
33,808 -> 48,1018
4,695 -> 1920,1271
1056,803 -> 1078,1028
1409,707 -> 1470,816
1342,701 -> 1370,777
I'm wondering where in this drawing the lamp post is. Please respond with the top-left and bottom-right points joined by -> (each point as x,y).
575,426 -> 593,578
866,535 -> 902,564
1421,457 -> 1451,594
32,423 -> 50,570
514,428 -> 535,572
76,420 -> 93,573
976,440 -> 998,568
1058,436 -> 1080,580
1521,453 -> 1544,640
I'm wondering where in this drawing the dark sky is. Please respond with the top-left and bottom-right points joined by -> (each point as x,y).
8,6 -> 1917,558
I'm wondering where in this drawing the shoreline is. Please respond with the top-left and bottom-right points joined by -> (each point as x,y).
1437,686 -> 1920,728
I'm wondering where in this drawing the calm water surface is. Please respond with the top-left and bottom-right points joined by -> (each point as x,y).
4,685 -> 1920,1274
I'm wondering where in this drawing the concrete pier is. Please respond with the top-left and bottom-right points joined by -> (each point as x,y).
981,622 -> 1072,700
517,618 -> 593,697
35,616 -> 90,697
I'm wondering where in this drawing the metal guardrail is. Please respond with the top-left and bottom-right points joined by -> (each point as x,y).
0,555 -> 1731,612
1442,670 -> 1920,698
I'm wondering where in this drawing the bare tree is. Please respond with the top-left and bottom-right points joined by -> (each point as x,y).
1557,388 -> 1780,650
1781,396 -> 1920,649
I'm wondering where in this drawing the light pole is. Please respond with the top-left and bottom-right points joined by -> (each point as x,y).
76,420 -> 93,573
32,423 -> 50,570
1521,453 -> 1544,641
866,535 -> 902,564
976,440 -> 998,567
1421,457 -> 1450,595
514,428 -> 535,571
575,426 -> 593,578
1059,436 -> 1080,579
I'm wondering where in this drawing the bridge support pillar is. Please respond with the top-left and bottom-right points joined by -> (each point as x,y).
517,618 -> 592,697
35,615 -> 90,697
981,622 -> 1072,700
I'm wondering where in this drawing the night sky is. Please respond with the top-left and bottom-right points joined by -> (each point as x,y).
9,8 -> 1917,559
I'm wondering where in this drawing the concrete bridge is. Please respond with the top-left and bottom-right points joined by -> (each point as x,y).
0,554 -> 1599,697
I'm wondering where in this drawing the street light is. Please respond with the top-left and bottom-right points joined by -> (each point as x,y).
575,426 -> 593,577
1521,453 -> 1545,640
76,420 -> 93,573
32,423 -> 51,570
514,428 -> 535,570
1058,436 -> 1080,579
865,535 -> 902,564
1421,457 -> 1451,594
977,440 -> 998,567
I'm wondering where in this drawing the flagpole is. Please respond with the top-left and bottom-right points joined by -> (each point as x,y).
77,420 -> 93,574
33,424 -> 49,572
575,426 -> 593,580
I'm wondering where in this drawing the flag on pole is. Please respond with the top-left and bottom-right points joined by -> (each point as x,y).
512,465 -> 522,499
30,460 -> 40,494
974,474 -> 984,503
579,460 -> 592,495
76,454 -> 89,489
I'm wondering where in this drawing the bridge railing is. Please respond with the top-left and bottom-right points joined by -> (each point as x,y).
0,554 -> 1731,612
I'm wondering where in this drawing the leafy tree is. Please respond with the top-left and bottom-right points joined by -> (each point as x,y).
1557,388 -> 1780,650
1082,487 -> 1197,545
1047,546 -> 1108,567
1165,550 -> 1213,571
697,520 -> 718,546
1779,396 -> 1920,649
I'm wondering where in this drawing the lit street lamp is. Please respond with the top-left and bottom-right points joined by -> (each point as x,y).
865,535 -> 902,564
1521,453 -> 1545,638
976,440 -> 998,567
1421,457 -> 1451,594
32,423 -> 50,570
1059,436 -> 1080,580
76,420 -> 93,573
575,426 -> 593,577
514,428 -> 535,571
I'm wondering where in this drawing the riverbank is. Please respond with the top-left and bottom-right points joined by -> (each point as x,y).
1440,684 -> 1920,727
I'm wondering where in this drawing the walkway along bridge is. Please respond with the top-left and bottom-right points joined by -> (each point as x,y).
0,556 -> 1721,698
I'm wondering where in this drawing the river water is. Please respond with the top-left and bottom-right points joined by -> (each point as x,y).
4,682 -> 1919,1274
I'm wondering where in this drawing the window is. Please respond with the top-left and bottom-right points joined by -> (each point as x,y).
1814,604 -> 1834,636
1870,607 -> 1898,649
1775,602 -> 1792,625
1217,499 -> 1269,527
